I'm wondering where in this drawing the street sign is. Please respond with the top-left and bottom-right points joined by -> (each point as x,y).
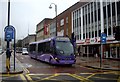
4,25 -> 15,41
101,32 -> 106,44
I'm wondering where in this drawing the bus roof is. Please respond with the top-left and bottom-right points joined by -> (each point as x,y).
29,36 -> 70,45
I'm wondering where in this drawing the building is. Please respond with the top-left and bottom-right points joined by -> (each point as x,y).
0,38 -> 2,46
72,0 -> 120,59
50,2 -> 87,38
22,34 -> 36,49
36,18 -> 52,41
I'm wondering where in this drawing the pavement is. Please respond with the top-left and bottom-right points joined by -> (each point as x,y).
0,52 -> 23,74
76,56 -> 120,71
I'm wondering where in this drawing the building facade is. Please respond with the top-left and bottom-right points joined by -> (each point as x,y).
36,18 -> 52,41
72,0 -> 120,59
22,34 -> 36,49
50,2 -> 87,38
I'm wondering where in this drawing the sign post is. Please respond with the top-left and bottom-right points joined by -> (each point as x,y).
4,0 -> 16,72
100,32 -> 106,68
4,25 -> 16,71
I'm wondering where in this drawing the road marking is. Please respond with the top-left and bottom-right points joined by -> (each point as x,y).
28,74 -> 52,76
20,74 -> 26,81
117,76 -> 120,82
86,73 -> 95,79
41,73 -> 59,80
26,74 -> 33,80
68,74 -> 93,82
23,67 -> 30,74
15,56 -> 30,74
0,74 -> 19,77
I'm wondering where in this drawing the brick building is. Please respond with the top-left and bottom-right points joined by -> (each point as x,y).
50,2 -> 87,38
36,18 -> 52,41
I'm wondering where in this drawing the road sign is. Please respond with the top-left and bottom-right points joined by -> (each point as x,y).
4,25 -> 15,41
101,32 -> 106,44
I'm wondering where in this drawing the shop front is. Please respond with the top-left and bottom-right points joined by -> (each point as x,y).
77,38 -> 120,59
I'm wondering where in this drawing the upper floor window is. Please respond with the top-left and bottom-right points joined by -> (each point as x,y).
60,19 -> 64,26
66,17 -> 68,23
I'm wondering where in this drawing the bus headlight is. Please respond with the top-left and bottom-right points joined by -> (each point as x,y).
55,57 -> 59,62
55,57 -> 58,60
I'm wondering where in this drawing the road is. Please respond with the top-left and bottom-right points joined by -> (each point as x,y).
1,53 -> 120,82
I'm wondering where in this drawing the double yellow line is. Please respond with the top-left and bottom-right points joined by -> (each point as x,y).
15,56 -> 29,74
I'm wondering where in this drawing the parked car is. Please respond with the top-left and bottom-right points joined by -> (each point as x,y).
22,48 -> 28,55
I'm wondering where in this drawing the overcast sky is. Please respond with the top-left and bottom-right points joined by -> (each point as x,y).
0,0 -> 80,40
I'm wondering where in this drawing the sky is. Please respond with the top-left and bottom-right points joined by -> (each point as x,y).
0,0 -> 80,40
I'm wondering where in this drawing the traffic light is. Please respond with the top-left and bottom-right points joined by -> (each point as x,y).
114,26 -> 120,41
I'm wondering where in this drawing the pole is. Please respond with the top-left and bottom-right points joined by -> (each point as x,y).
8,0 -> 10,26
100,43 -> 103,68
14,29 -> 16,70
6,0 -> 10,71
55,5 -> 57,36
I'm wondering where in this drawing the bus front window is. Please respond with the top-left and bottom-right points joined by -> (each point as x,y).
55,41 -> 74,56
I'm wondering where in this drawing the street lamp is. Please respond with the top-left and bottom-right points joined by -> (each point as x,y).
49,3 -> 57,36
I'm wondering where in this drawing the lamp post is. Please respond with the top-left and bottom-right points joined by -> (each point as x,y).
49,3 -> 57,36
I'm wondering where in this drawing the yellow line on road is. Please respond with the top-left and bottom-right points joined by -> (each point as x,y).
86,73 -> 95,79
41,73 -> 59,80
28,73 -> 52,76
15,56 -> 30,74
68,74 -> 93,82
117,76 -> 120,82
0,74 -> 19,77
20,74 -> 26,81
26,74 -> 33,81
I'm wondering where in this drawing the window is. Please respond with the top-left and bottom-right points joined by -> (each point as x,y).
66,17 -> 68,23
107,4 -> 111,18
103,6 -> 106,19
117,1 -> 120,15
98,9 -> 100,21
112,2 -> 115,16
60,19 -> 64,26
29,44 -> 36,52
108,27 -> 111,35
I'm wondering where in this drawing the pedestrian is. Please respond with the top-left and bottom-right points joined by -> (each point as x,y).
6,48 -> 11,71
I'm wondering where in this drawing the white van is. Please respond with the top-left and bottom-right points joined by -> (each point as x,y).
22,48 -> 28,55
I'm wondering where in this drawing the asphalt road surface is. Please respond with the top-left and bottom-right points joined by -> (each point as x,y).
1,53 -> 120,82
